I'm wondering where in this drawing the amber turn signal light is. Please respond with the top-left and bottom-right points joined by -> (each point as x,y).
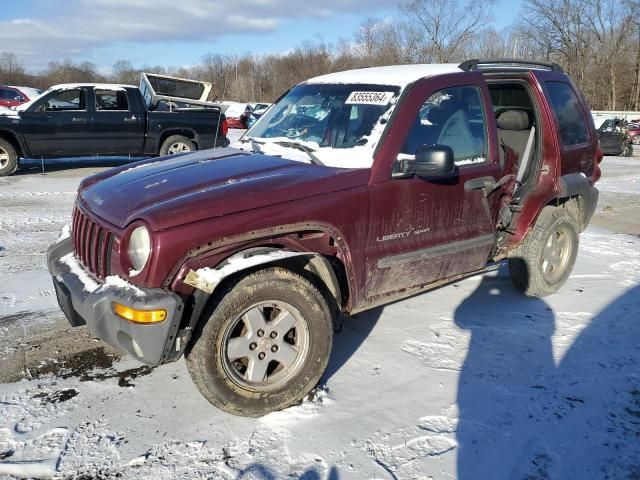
112,302 -> 167,324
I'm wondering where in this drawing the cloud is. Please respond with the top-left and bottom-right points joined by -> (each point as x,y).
0,0 -> 390,70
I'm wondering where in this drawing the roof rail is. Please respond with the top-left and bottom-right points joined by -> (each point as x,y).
459,58 -> 564,73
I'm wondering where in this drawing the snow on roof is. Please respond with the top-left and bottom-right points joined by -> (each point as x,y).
50,83 -> 135,90
11,86 -> 41,98
306,64 -> 462,87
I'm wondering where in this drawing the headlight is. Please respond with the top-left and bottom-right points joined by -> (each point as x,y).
128,225 -> 151,274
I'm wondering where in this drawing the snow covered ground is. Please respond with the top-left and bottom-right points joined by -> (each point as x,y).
0,147 -> 639,479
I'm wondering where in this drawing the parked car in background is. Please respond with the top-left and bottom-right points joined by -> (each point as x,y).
0,85 -> 42,108
222,101 -> 254,129
627,121 -> 640,145
0,73 -> 228,176
48,59 -> 601,417
596,117 -> 632,156
250,102 -> 272,119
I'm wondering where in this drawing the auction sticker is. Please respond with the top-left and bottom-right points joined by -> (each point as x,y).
345,91 -> 394,105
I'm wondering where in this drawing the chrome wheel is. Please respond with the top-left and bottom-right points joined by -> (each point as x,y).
167,142 -> 191,154
222,301 -> 310,392
0,146 -> 9,169
540,225 -> 572,283
632,136 -> 640,145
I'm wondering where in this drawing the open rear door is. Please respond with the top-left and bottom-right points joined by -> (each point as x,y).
140,72 -> 222,111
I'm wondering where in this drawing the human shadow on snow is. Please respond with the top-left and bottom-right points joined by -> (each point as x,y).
235,463 -> 340,479
454,274 -> 640,479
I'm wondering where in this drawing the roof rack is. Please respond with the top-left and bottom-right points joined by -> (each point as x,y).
459,58 -> 564,73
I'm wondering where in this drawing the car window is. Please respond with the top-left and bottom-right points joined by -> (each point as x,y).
95,89 -> 129,111
0,88 -> 17,100
400,85 -> 487,166
250,83 -> 399,150
545,81 -> 589,146
45,89 -> 86,111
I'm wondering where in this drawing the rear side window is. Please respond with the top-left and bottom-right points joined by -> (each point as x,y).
0,88 -> 17,100
95,89 -> 129,111
545,82 -> 589,146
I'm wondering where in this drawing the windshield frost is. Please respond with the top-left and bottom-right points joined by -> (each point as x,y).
242,83 -> 401,169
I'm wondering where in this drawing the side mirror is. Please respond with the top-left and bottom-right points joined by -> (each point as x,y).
397,144 -> 455,178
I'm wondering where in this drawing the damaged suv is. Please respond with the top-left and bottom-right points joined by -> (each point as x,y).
48,59 -> 601,416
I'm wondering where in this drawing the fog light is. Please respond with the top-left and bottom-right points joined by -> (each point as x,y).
112,302 -> 166,324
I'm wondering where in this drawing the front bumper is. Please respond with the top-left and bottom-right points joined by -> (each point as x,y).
47,238 -> 183,365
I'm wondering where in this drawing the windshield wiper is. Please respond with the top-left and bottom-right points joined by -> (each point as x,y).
273,141 -> 324,166
249,138 -> 262,154
239,136 -> 263,154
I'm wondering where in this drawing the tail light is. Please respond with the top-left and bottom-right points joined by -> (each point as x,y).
220,118 -> 229,137
592,147 -> 603,183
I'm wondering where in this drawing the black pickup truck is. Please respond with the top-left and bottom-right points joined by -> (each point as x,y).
0,74 -> 228,176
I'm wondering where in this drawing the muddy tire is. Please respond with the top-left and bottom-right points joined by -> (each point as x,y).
159,135 -> 195,156
0,138 -> 17,177
509,206 -> 579,297
185,267 -> 333,417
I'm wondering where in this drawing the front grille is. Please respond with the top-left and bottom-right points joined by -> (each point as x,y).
71,207 -> 113,280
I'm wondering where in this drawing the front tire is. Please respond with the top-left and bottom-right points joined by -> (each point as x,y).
509,206 -> 579,297
0,138 -> 17,177
185,267 -> 333,417
159,135 -> 195,156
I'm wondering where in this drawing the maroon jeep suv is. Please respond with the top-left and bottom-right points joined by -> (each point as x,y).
48,59 -> 602,416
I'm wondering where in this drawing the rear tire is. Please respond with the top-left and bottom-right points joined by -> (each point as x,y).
185,267 -> 333,417
159,135 -> 195,156
0,138 -> 17,177
509,206 -> 579,297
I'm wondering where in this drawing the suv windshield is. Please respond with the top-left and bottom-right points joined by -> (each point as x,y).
244,83 -> 400,168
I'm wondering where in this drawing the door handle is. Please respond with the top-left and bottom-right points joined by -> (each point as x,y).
464,176 -> 495,192
71,117 -> 87,123
123,115 -> 137,122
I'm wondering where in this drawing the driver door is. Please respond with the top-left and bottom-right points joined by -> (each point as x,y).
21,87 -> 94,156
365,77 -> 503,301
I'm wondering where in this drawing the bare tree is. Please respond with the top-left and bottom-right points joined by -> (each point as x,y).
0,0 -> 638,109
472,27 -> 537,59
626,0 -> 640,110
112,60 -> 139,85
0,52 -> 26,85
585,0 -> 633,109
401,0 -> 495,62
520,0 -> 591,84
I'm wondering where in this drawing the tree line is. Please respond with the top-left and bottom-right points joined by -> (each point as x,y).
0,0 -> 638,111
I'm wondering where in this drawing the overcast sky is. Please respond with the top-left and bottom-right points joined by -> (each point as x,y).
1,0 -> 522,73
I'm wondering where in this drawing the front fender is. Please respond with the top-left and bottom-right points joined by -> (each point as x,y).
183,248 -> 308,294
0,126 -> 29,158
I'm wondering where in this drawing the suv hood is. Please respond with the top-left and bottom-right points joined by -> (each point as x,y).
79,148 -> 369,230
